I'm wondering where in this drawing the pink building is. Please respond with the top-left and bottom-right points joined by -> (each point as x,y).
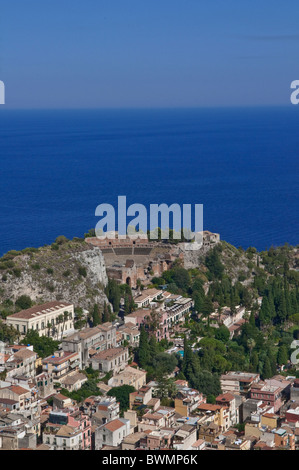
125,309 -> 170,341
250,383 -> 283,413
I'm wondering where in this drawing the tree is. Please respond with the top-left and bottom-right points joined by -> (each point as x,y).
153,353 -> 178,375
107,385 -> 135,412
106,279 -> 121,314
215,325 -> 230,343
259,297 -> 271,326
61,378 -> 102,403
15,295 -> 32,310
148,335 -> 159,362
78,266 -> 87,278
156,371 -> 177,399
60,310 -> 69,340
137,325 -> 150,368
172,267 -> 190,291
250,351 -> 259,372
84,228 -> 96,238
182,336 -> 193,378
262,357 -> 272,380
21,330 -> 59,358
189,370 -> 221,397
201,297 -> 214,324
0,321 -> 19,343
102,302 -> 110,323
277,345 -> 288,366
192,287 -> 205,314
92,304 -> 101,326
205,248 -> 224,280
55,235 -> 69,245
206,394 -> 216,404
247,338 -> 256,360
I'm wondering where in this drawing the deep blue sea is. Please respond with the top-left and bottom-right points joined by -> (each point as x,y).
0,107 -> 298,255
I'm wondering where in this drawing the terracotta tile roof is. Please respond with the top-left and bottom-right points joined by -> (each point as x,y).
0,398 -> 18,405
143,412 -> 163,420
97,404 -> 110,411
216,392 -> 235,402
197,403 -> 222,412
53,393 -> 70,401
92,347 -> 126,361
61,373 -> 87,386
192,439 -> 205,448
56,425 -> 79,437
13,349 -> 37,360
262,413 -> 277,419
104,419 -> 126,432
43,351 -> 78,365
125,309 -> 151,319
6,385 -> 29,396
8,301 -> 72,320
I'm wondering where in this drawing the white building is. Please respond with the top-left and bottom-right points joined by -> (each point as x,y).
6,301 -> 74,339
95,418 -> 130,449
43,425 -> 83,450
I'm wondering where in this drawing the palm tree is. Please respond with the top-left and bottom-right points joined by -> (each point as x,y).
47,322 -> 52,338
52,326 -> 58,340
247,338 -> 256,360
60,311 -> 69,340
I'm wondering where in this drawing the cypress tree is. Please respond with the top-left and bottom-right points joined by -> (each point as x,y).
277,345 -> 289,366
262,357 -> 272,379
92,304 -> 101,326
138,325 -> 150,368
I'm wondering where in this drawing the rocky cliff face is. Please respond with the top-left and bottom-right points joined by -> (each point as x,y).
0,240 -> 109,311
172,241 -> 220,270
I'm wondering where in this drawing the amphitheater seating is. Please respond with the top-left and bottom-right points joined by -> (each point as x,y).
133,247 -> 153,255
113,248 -> 134,256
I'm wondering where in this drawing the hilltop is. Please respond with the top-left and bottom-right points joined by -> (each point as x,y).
0,236 -> 108,315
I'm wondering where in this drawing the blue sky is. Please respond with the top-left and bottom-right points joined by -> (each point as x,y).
0,0 -> 298,108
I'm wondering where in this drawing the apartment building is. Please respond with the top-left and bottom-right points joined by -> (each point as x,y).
133,289 -> 163,309
91,397 -> 120,426
216,392 -> 239,426
172,424 -> 197,450
42,350 -> 80,382
250,382 -> 284,413
61,322 -> 117,369
175,388 -> 206,417
220,371 -> 260,395
43,408 -> 91,450
4,346 -> 37,378
108,366 -> 147,389
90,347 -> 128,374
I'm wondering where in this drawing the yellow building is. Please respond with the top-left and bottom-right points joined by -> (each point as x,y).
261,413 -> 278,430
